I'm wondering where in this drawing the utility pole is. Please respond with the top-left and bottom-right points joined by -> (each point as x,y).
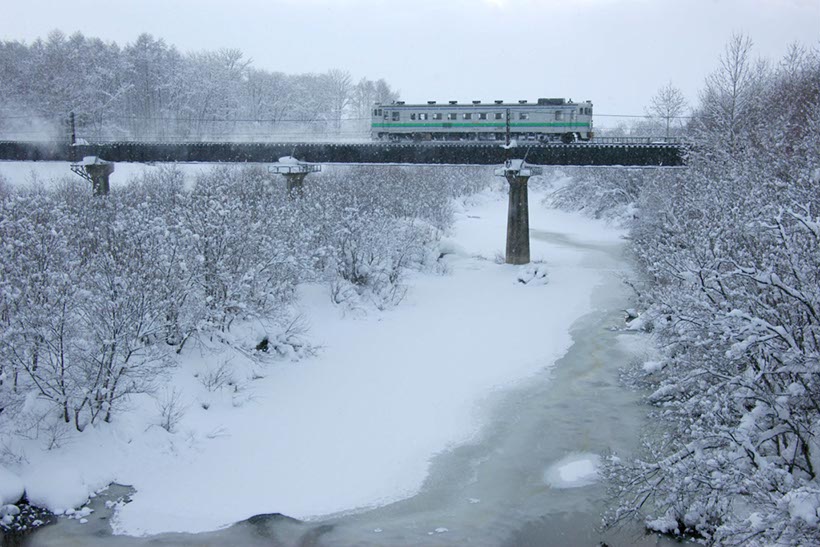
68,112 -> 77,163
68,112 -> 76,145
505,108 -> 511,148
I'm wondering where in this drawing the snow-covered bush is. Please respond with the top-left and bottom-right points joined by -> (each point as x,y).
596,40 -> 820,545
183,166 -> 299,332
546,167 -> 652,223
155,388 -> 187,433
279,165 -> 486,310
516,264 -> 549,286
0,181 -> 173,430
0,167 -> 300,431
0,162 -> 489,439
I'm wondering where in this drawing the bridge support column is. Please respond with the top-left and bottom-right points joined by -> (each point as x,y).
495,160 -> 543,265
284,173 -> 308,194
87,163 -> 114,195
505,174 -> 530,265
269,157 -> 321,197
70,156 -> 114,196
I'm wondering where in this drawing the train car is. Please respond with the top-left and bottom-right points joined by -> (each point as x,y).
371,98 -> 593,143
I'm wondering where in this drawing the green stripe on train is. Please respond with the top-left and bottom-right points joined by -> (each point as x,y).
371,122 -> 591,129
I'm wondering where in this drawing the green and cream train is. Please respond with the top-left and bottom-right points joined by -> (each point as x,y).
371,98 -> 593,143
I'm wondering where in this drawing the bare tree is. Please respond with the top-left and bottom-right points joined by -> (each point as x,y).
373,78 -> 400,105
323,69 -> 353,132
647,81 -> 687,138
352,78 -> 375,120
698,33 -> 761,146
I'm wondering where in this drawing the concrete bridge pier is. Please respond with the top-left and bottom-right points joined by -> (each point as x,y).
71,156 -> 115,196
495,160 -> 543,265
269,157 -> 321,196
87,162 -> 115,195
505,173 -> 531,265
284,172 -> 308,193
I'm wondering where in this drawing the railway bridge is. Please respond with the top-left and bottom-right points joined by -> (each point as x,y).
0,139 -> 683,166
0,139 -> 685,265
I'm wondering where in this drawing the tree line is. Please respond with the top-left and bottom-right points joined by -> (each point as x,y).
0,30 -> 400,142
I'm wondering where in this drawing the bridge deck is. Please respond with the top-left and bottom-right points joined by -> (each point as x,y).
0,141 -> 684,166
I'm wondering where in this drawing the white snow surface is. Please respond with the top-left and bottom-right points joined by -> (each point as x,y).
22,467 -> 94,514
7,185 -> 624,536
0,465 -> 24,505
543,453 -> 602,489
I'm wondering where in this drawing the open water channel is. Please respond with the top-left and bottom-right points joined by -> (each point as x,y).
23,225 -> 675,547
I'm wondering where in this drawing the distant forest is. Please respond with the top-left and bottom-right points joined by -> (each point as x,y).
0,30 -> 400,142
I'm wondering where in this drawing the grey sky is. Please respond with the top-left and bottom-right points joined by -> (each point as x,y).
2,0 -> 818,126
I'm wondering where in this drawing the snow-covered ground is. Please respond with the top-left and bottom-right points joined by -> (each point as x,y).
3,170 -> 624,536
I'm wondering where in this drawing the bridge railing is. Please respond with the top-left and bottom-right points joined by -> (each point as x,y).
0,136 -> 688,146
592,136 -> 688,145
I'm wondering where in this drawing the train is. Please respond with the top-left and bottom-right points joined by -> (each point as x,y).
371,98 -> 593,143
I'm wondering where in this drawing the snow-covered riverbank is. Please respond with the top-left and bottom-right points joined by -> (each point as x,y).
4,176 -> 624,537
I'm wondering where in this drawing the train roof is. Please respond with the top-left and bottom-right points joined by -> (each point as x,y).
375,98 -> 592,108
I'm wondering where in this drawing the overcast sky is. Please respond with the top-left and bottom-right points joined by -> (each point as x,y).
1,0 -> 818,126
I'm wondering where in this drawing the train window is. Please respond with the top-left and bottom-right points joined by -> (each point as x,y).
384,110 -> 390,119
447,113 -> 457,120
555,111 -> 563,121
478,113 -> 487,120
410,113 -> 416,120
419,113 -> 428,120
392,111 -> 400,121
495,112 -> 503,120
519,113 -> 529,120
433,113 -> 443,120
463,113 -> 472,120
